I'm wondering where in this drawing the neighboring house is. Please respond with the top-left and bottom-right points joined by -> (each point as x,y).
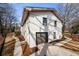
21,7 -> 63,48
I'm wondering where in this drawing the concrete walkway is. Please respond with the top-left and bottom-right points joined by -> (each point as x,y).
13,36 -> 22,56
30,37 -> 79,56
30,43 -> 79,56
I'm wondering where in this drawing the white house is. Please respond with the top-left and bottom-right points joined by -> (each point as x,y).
21,7 -> 63,48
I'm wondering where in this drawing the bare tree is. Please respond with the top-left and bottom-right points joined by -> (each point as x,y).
0,3 -> 18,37
58,3 -> 79,34
0,3 -> 18,55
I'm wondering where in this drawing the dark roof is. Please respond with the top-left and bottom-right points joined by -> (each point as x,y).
21,7 -> 63,26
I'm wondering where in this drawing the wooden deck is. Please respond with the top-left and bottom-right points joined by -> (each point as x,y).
55,38 -> 79,53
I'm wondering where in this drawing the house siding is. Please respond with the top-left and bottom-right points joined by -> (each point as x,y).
21,12 -> 63,48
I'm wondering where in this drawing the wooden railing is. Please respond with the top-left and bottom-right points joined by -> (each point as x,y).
71,34 -> 79,42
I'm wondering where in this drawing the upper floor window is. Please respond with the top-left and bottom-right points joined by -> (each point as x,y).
43,17 -> 47,26
54,21 -> 57,27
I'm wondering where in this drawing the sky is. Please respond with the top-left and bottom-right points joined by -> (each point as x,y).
12,3 -> 59,23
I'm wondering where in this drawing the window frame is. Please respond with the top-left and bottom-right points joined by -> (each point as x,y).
53,32 -> 56,39
54,21 -> 57,27
36,32 -> 48,45
43,17 -> 47,26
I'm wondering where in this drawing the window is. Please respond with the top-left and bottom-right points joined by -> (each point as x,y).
43,17 -> 47,26
53,32 -> 56,39
36,32 -> 48,45
54,21 -> 57,27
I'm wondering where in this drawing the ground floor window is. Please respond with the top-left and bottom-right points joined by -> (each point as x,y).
36,32 -> 48,45
53,32 -> 56,39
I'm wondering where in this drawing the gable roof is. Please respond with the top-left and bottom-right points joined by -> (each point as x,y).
21,7 -> 63,26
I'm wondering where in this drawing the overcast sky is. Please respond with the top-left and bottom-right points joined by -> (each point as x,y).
12,3 -> 59,23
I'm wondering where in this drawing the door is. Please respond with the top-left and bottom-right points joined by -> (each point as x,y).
36,32 -> 48,45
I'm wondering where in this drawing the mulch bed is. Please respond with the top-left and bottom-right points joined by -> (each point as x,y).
17,35 -> 39,56
21,43 -> 39,56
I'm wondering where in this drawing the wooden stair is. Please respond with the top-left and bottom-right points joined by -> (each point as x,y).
60,40 -> 79,52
